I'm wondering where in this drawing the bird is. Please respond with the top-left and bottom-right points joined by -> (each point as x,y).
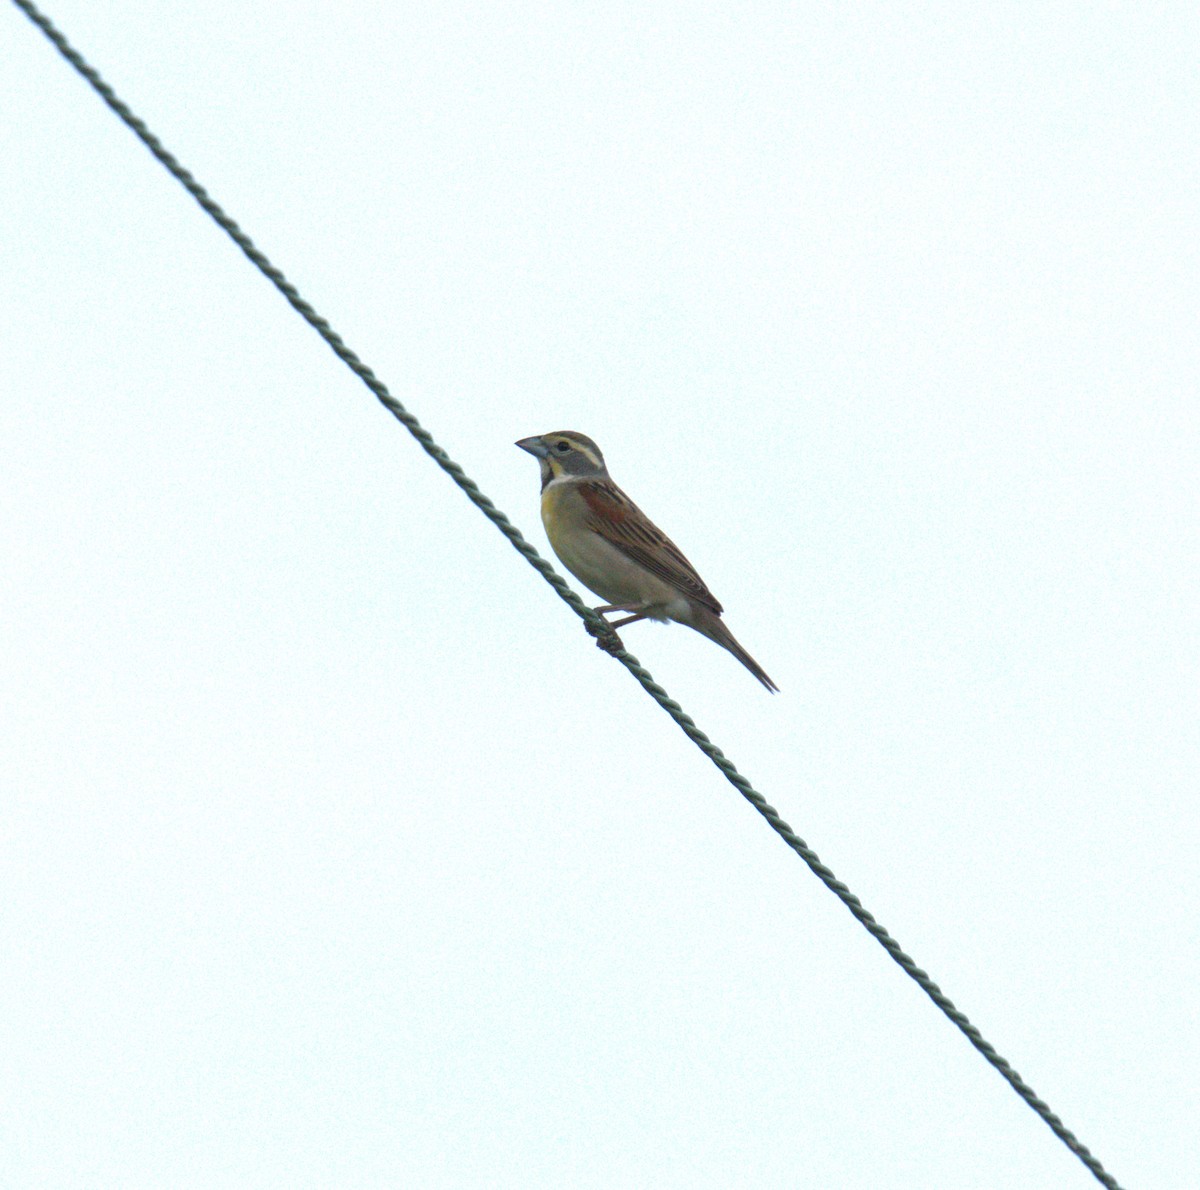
516,431 -> 778,692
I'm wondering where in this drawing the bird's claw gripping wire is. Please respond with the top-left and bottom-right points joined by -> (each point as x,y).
585,617 -> 625,655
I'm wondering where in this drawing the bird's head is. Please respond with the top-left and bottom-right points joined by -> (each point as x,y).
516,431 -> 608,488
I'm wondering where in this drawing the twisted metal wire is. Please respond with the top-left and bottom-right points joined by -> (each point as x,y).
11,3 -> 1125,1187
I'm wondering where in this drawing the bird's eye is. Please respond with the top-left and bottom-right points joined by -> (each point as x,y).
555,441 -> 571,453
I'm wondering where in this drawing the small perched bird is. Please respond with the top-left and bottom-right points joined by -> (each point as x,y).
516,431 -> 778,692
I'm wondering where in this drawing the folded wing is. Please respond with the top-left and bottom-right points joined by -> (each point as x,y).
578,479 -> 724,615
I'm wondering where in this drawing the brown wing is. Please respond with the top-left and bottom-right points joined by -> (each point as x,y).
578,479 -> 723,615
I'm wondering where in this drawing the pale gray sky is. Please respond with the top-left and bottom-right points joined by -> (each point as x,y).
3,2 -> 1198,1187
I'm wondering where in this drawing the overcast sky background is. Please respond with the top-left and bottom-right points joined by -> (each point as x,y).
3,2 -> 1198,1187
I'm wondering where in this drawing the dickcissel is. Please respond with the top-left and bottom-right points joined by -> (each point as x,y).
516,431 -> 778,692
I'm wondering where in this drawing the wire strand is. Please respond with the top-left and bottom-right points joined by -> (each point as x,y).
11,3 -> 1125,1187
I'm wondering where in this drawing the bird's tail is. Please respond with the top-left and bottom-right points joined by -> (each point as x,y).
691,608 -> 779,693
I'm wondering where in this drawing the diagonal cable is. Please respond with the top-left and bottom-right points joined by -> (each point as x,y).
11,3 -> 1125,1187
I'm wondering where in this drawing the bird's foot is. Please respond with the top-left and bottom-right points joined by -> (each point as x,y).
586,617 -> 625,655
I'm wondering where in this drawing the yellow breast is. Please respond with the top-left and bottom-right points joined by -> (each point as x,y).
538,480 -> 681,611
539,481 -> 573,545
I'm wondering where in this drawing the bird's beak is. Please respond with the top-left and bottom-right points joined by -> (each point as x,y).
515,436 -> 549,459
